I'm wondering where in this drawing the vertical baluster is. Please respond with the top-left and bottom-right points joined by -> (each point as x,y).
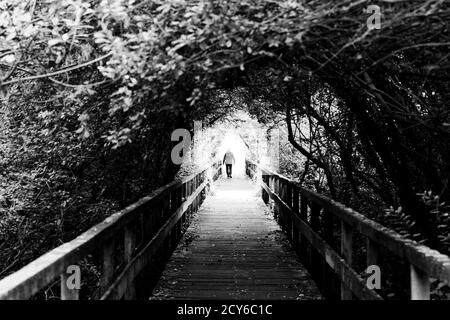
177,186 -> 183,241
163,194 -> 170,220
190,179 -> 194,212
300,195 -> 308,220
197,174 -> 201,209
286,183 -> 292,208
292,188 -> 300,253
286,182 -> 294,243
189,180 -> 193,216
279,180 -> 285,226
261,173 -> 266,203
263,174 -> 266,202
410,265 -> 430,300
299,194 -> 308,263
182,182 -> 187,202
170,218 -> 178,251
293,188 -> 299,214
176,216 -> 182,243
322,211 -> 333,241
101,238 -> 115,296
274,178 -> 279,220
184,180 -> 188,212
141,203 -> 154,244
366,237 -> 379,267
322,210 -> 334,299
310,202 -> 320,228
124,223 -> 135,261
168,190 -> 172,213
191,177 -> 195,213
170,189 -> 176,212
163,195 -> 171,255
193,175 -> 198,212
124,222 -> 136,299
310,203 -> 321,284
271,175 -> 276,210
140,212 -> 145,245
340,220 -> 353,300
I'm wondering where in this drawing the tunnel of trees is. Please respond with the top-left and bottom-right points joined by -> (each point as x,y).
1,0 -> 450,290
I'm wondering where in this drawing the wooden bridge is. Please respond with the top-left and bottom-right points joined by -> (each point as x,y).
1,159 -> 450,300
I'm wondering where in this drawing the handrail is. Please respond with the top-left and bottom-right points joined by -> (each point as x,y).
246,159 -> 450,300
0,160 -> 222,300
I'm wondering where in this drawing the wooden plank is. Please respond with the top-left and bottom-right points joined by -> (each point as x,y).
410,265 -> 430,300
151,178 -> 322,300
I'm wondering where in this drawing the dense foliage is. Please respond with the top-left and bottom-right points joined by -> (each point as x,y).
1,0 -> 450,279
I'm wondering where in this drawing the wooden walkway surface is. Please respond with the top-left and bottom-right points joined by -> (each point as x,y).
151,177 -> 322,300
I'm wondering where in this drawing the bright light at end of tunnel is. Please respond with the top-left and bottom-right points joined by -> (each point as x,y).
218,131 -> 248,178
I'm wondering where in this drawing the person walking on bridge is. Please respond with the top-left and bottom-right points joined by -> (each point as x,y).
223,150 -> 235,178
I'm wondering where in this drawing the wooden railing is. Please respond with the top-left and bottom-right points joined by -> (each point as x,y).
0,160 -> 222,300
246,159 -> 450,300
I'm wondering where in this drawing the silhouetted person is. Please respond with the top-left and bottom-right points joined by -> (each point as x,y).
223,150 -> 235,178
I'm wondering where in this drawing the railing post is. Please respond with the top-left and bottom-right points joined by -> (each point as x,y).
176,186 -> 183,241
141,204 -> 154,243
194,176 -> 199,212
274,177 -> 279,220
181,183 -> 187,226
322,210 -> 334,299
164,196 -> 173,256
410,265 -> 430,300
124,224 -> 136,262
278,180 -> 285,226
310,202 -> 320,228
293,188 -> 299,214
323,211 -> 333,243
366,237 -> 379,267
300,195 -> 308,220
310,202 -> 321,286
101,238 -> 115,295
299,194 -> 308,263
292,188 -> 299,253
178,187 -> 183,207
340,221 -> 353,300
286,184 -> 292,208
285,183 -> 293,240
124,223 -> 137,299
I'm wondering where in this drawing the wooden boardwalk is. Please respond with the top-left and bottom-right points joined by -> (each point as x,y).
151,177 -> 322,300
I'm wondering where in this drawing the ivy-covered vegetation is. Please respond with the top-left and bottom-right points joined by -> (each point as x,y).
1,0 -> 450,282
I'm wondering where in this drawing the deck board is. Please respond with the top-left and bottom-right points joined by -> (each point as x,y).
151,177 -> 322,300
